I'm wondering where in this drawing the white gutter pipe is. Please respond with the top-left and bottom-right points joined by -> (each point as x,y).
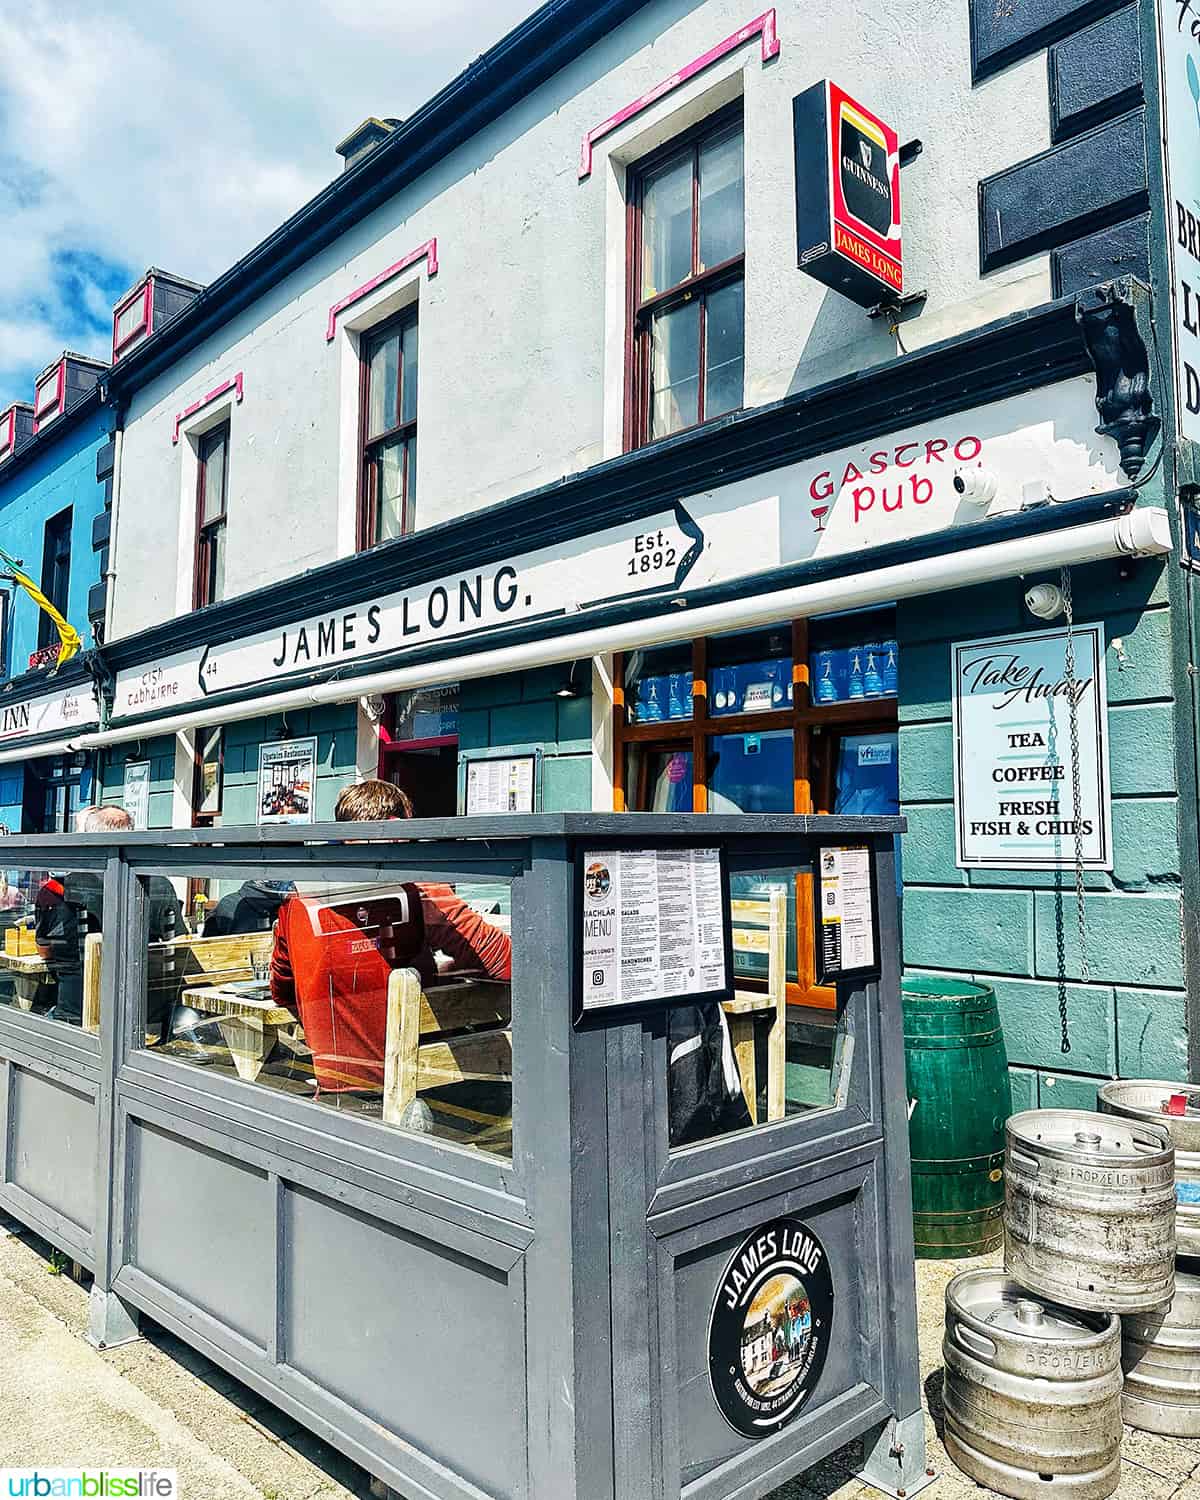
67,507 -> 1172,753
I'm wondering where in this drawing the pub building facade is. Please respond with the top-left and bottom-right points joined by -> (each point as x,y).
0,0 -> 1194,1118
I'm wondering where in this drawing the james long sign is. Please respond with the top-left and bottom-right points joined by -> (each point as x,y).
112,497 -> 780,720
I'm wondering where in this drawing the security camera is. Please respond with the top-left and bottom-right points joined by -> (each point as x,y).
1025,583 -> 1066,620
953,468 -> 999,505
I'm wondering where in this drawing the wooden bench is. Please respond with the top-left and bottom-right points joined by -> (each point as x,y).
721,888 -> 787,1126
382,968 -> 511,1136
81,931 -> 275,1035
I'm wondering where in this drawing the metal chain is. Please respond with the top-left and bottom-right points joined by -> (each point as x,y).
1060,566 -> 1089,1054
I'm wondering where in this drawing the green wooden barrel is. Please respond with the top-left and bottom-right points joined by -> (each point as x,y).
902,974 -> 1012,1259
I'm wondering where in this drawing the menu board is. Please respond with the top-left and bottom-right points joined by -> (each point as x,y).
579,847 -> 730,1012
465,754 -> 536,815
122,760 -> 151,831
952,624 -> 1111,869
815,844 -> 878,982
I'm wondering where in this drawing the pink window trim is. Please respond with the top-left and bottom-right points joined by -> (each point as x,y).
0,408 -> 14,459
32,362 -> 65,432
577,9 -> 779,179
325,238 -> 438,342
172,372 -> 244,445
112,279 -> 153,360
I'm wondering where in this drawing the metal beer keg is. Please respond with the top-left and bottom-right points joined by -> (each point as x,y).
1099,1080 -> 1200,1257
943,1269 -> 1122,1500
1122,1267 -> 1200,1436
1005,1109 -> 1175,1313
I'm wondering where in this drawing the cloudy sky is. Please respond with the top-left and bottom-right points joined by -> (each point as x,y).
0,0 -> 536,410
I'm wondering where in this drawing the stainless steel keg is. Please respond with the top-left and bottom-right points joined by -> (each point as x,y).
1099,1080 -> 1200,1258
943,1269 -> 1122,1500
1005,1109 -> 1175,1313
1122,1266 -> 1200,1436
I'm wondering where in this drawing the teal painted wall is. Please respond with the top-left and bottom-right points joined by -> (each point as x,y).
97,705 -> 359,828
459,667 -> 593,811
898,555 -> 1188,1101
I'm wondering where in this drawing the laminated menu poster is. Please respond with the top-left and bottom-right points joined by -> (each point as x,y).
815,844 -> 878,982
579,847 -> 731,1012
465,754 -> 536,815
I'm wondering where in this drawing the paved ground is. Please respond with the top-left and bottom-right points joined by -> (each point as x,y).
2,1214 -> 1199,1499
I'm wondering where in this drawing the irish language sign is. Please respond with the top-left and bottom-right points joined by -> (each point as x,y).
952,625 -> 1112,870
580,846 -> 728,1011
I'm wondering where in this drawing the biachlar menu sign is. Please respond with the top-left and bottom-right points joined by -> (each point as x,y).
793,80 -> 902,308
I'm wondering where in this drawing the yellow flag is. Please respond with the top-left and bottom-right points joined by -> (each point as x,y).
0,547 -> 82,666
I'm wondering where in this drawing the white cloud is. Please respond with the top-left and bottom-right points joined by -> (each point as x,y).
0,0 -> 536,406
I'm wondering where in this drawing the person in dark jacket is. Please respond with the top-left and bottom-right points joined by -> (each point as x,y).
203,880 -> 294,936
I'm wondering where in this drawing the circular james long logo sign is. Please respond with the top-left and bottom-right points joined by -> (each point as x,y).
708,1218 -> 834,1438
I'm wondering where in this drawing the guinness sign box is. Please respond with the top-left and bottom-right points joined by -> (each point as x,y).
794,80 -> 902,308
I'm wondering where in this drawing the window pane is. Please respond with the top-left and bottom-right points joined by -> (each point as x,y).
708,730 -> 793,813
201,435 -> 226,524
0,866 -> 115,1029
375,439 -> 406,542
833,732 -> 899,816
625,643 -> 693,723
405,434 -> 417,530
667,855 -> 847,1148
145,872 -> 514,1159
641,151 -> 693,299
196,727 -> 223,817
699,127 -> 744,269
401,321 -> 418,426
707,627 -> 792,717
649,299 -> 701,438
208,524 -> 226,605
705,279 -> 744,420
367,331 -> 400,439
625,745 -> 693,812
116,295 -> 147,344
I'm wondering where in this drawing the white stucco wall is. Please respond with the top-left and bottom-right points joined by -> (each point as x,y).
110,0 -> 1053,640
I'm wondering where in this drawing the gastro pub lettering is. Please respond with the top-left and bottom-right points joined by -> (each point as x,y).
808,433 -> 983,527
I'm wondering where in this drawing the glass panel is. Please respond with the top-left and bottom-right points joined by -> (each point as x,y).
406,434 -> 417,531
144,872 -> 514,1159
699,126 -> 744,269
667,855 -> 847,1148
810,611 -> 898,705
649,299 -> 700,438
115,294 -> 148,344
705,279 -> 744,420
708,729 -> 793,813
367,329 -> 400,439
196,726 -> 223,817
624,643 -> 693,724
393,684 -> 459,742
401,320 -> 419,426
833,731 -> 900,816
707,626 -> 793,718
35,373 -> 59,416
200,434 -> 226,524
641,150 -> 693,299
625,745 -> 693,812
374,438 -> 407,543
0,866 -> 122,1028
206,523 -> 226,605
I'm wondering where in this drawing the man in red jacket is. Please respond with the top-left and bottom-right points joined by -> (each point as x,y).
270,780 -> 510,1093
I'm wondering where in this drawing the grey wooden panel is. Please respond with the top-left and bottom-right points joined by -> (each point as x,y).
130,1119 -> 273,1348
8,1064 -> 97,1235
282,1181 -> 527,1500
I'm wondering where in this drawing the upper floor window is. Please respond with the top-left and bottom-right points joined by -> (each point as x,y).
359,312 -> 418,549
194,424 -> 229,609
627,108 -> 745,449
38,508 -> 72,653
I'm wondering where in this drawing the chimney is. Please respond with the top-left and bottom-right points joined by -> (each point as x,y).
335,117 -> 402,172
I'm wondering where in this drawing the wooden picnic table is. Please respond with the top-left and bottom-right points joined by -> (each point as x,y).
0,950 -> 53,1010
181,981 -> 298,1083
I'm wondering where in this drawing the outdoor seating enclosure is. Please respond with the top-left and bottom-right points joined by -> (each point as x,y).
0,813 -> 923,1500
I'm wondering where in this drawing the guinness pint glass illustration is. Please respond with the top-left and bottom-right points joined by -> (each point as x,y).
793,79 -> 903,306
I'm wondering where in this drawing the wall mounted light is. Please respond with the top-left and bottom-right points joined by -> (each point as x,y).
555,662 -> 582,699
1025,583 -> 1066,620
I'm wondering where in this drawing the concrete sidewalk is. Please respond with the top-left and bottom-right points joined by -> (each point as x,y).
2,1213 -> 1199,1500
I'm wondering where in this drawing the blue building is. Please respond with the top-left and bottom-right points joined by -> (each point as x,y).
0,353 -> 113,831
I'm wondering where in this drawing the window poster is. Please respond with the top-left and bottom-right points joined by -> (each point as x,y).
122,760 -> 151,831
815,844 -> 877,982
952,624 -> 1111,869
465,755 -> 536,816
257,737 -> 317,825
579,846 -> 730,1012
